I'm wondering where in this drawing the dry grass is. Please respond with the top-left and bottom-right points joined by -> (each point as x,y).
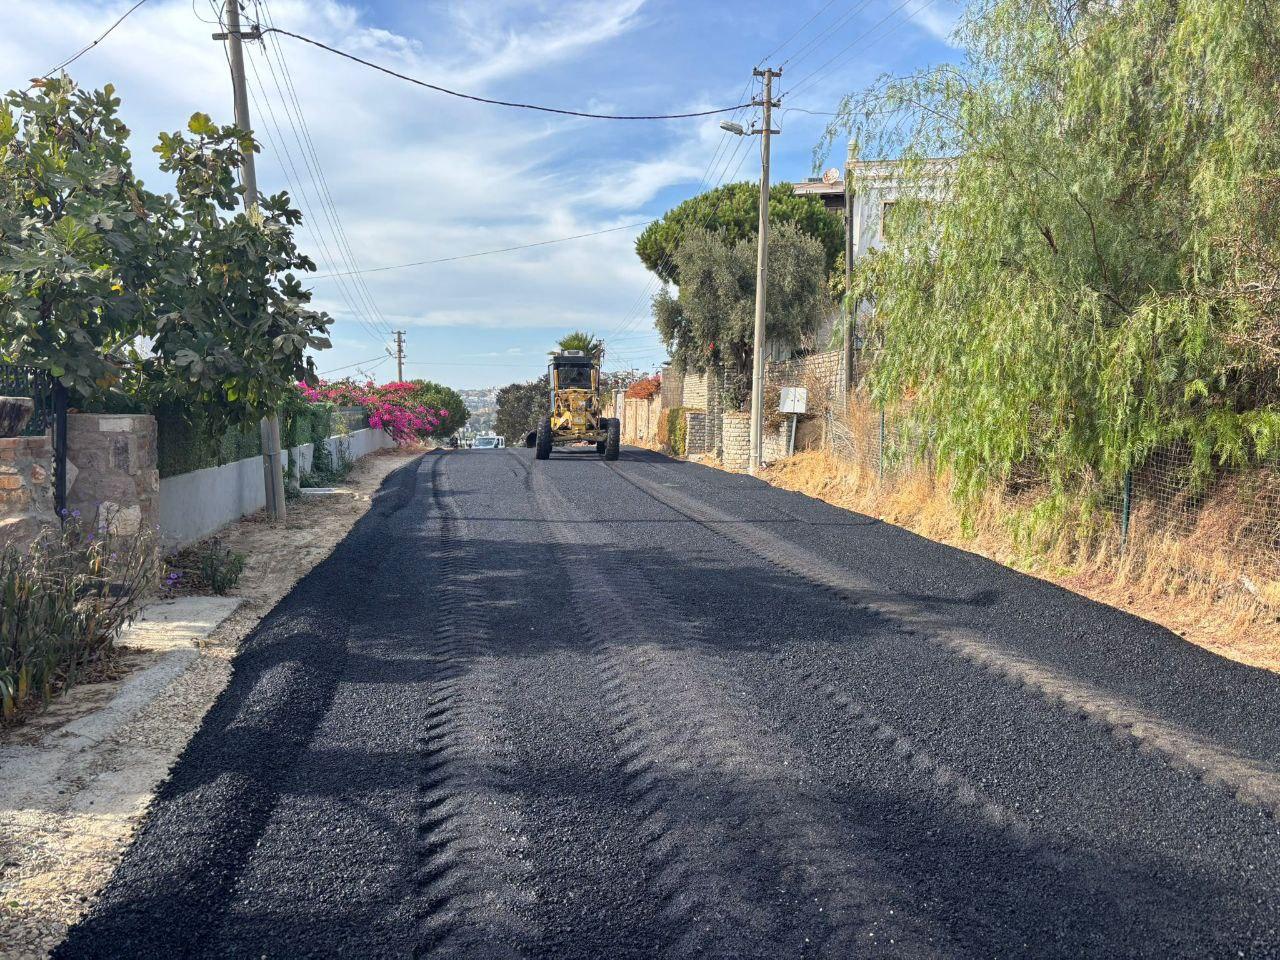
760,448 -> 1280,673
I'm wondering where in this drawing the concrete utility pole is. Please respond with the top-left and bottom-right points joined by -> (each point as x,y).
218,0 -> 285,521
747,67 -> 780,475
393,330 -> 406,382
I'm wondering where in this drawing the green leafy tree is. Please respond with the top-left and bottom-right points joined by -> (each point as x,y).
652,222 -> 830,408
495,374 -> 549,445
0,79 -> 170,397
398,379 -> 469,437
636,181 -> 843,284
822,0 -> 1280,493
148,112 -> 330,428
0,79 -> 331,427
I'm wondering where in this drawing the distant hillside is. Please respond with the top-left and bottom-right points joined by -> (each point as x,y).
460,387 -> 499,433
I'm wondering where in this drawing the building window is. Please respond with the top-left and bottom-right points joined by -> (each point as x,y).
878,200 -> 897,244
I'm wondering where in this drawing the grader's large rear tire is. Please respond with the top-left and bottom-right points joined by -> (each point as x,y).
535,417 -> 553,460
602,417 -> 620,461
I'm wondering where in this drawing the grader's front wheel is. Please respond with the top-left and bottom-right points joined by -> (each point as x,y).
535,417 -> 553,460
602,417 -> 620,461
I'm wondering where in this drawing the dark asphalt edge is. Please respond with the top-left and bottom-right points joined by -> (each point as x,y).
55,456 -> 426,959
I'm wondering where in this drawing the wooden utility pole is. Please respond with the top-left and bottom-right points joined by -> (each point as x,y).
219,0 -> 285,521
394,330 -> 406,382
747,66 -> 780,475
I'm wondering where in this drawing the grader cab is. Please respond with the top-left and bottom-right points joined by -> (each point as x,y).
527,351 -> 620,461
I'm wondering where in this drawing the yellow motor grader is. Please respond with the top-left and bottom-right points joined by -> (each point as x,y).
526,350 -> 620,461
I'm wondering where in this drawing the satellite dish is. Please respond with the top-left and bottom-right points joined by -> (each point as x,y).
822,167 -> 842,184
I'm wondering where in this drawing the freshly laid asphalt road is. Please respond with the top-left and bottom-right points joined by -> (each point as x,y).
58,448 -> 1280,959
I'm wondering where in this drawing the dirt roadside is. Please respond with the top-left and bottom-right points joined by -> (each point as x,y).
0,449 -> 424,960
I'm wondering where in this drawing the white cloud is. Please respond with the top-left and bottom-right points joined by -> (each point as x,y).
910,1 -> 962,47
447,0 -> 648,87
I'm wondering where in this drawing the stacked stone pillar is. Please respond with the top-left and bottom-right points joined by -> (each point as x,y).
65,413 -> 159,536
0,435 -> 56,549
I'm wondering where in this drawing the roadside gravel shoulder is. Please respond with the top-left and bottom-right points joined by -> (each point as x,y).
0,448 -> 421,960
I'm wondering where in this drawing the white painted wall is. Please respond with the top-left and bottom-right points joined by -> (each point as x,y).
158,427 -> 396,548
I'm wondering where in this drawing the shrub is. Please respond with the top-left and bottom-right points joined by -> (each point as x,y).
0,519 -> 159,719
627,375 -> 662,400
197,540 -> 245,596
297,380 -> 445,445
665,406 -> 688,457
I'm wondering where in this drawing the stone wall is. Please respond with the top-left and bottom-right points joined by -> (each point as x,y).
763,421 -> 788,463
659,364 -> 683,409
684,410 -> 708,456
765,348 -> 846,418
722,411 -> 751,470
65,413 -> 159,536
0,435 -> 56,549
721,411 -> 790,469
683,370 -> 709,410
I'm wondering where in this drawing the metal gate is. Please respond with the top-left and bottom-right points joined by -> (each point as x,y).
0,364 -> 68,513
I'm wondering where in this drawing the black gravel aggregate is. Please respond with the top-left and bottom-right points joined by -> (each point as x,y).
57,448 -> 1280,959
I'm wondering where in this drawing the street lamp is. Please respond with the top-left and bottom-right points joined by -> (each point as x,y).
719,120 -> 745,136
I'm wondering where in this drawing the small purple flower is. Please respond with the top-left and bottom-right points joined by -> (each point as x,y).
71,510 -> 81,519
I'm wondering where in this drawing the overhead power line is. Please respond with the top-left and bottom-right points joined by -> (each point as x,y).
757,0 -> 842,67
35,0 -> 152,81
258,26 -> 753,121
255,0 -> 397,339
320,354 -> 386,375
782,0 -> 929,102
313,220 -> 656,280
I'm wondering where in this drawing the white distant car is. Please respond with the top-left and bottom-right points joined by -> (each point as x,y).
471,434 -> 504,449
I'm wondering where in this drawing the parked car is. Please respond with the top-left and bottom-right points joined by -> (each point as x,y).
472,434 -> 504,449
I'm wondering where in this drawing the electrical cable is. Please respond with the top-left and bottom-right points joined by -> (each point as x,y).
782,0 -> 929,102
257,26 -> 753,121
210,0 -> 385,346
35,0 -> 151,81
776,0 -> 876,73
758,0 -> 842,66
256,0 -> 398,340
320,354 -> 386,375
240,30 -> 391,345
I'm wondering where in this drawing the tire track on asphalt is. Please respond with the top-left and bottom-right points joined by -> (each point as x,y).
411,452 -> 538,958
529,462 -> 950,958
608,463 -> 1280,818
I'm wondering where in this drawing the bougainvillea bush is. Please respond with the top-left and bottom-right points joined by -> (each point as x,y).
297,379 -> 447,445
626,375 -> 662,400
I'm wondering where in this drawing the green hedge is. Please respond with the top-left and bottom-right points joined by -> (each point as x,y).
157,402 -> 337,478
666,406 -> 688,458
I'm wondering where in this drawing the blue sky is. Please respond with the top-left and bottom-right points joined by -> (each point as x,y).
5,0 -> 962,389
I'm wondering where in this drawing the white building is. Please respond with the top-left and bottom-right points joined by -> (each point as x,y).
793,156 -> 950,264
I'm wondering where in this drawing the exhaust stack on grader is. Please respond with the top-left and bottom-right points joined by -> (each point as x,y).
526,350 -> 620,461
